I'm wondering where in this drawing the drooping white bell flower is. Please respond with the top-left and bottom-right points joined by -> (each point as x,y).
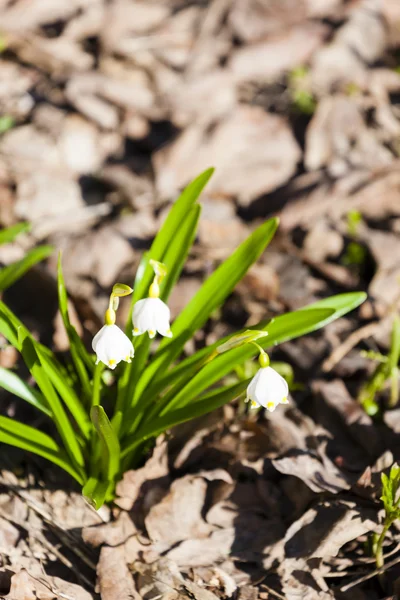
246,364 -> 289,412
132,297 -> 172,339
92,324 -> 134,369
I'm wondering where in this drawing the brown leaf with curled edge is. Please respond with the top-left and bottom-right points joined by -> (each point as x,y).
283,500 -> 379,560
83,510 -> 136,549
272,445 -> 354,495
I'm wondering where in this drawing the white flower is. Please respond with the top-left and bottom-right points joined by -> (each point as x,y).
132,297 -> 172,339
246,366 -> 289,412
92,324 -> 134,369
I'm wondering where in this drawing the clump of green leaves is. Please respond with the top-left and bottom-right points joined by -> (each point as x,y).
375,463 -> 400,568
0,170 -> 366,508
359,316 -> 400,416
0,222 -> 52,291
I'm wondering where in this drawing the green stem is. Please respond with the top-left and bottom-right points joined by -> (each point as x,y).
375,519 -> 393,569
92,363 -> 103,408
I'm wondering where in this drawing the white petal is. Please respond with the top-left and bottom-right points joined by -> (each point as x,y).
153,298 -> 172,336
132,297 -> 172,338
246,367 -> 289,411
92,324 -> 134,368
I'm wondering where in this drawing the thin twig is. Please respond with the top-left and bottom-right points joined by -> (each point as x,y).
322,321 -> 382,372
340,550 -> 400,592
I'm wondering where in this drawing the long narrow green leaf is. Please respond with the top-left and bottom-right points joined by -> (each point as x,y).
57,254 -> 94,397
90,406 -> 120,482
151,308 -> 335,420
0,416 -> 84,484
0,366 -> 52,417
118,203 -> 202,421
0,222 -> 30,245
0,245 -> 53,291
133,218 -> 278,403
37,349 -> 91,438
130,168 -> 214,306
121,380 -> 248,457
17,329 -> 86,470
120,170 -> 212,416
144,292 -> 367,403
0,299 -> 90,445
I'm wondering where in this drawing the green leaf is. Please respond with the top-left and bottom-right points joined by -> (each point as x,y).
121,380 -> 248,458
118,203 -> 202,422
57,254 -> 94,397
0,222 -> 30,245
0,416 -> 84,484
134,217 -> 279,403
37,348 -> 91,439
157,308 -> 335,417
0,245 -> 53,291
130,168 -> 214,306
147,292 -> 366,403
161,203 -> 202,301
299,292 -> 367,324
17,328 -> 86,470
119,174 -> 207,420
82,477 -> 110,510
0,366 -> 52,417
90,406 -> 120,482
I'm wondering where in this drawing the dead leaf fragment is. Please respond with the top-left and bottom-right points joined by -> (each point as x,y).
284,500 -> 378,558
154,106 -> 301,206
145,475 -> 213,546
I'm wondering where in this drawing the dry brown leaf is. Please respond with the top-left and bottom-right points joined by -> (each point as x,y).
230,24 -> 327,83
272,449 -> 353,495
228,0 -> 307,43
310,0 -> 386,93
284,500 -> 378,559
279,558 -> 334,600
145,475 -> 213,546
62,226 -> 135,289
83,511 -> 136,549
154,106 -> 301,206
98,545 -> 140,600
115,438 -> 169,512
314,379 -> 384,459
305,95 -> 393,175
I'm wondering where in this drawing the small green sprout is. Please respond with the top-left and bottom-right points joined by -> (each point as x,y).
288,66 -> 316,115
0,115 -> 15,135
358,316 -> 400,415
342,209 -> 367,269
375,463 -> 400,568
